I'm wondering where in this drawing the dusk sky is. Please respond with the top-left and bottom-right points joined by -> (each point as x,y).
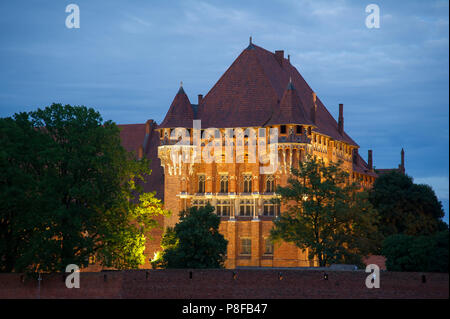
1,0 -> 448,222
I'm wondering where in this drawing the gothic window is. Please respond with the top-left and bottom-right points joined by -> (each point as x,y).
280,125 -> 287,134
265,175 -> 275,193
240,238 -> 251,255
263,200 -> 280,217
242,174 -> 252,193
296,125 -> 302,134
239,199 -> 254,216
216,200 -> 231,217
220,174 -> 229,193
192,199 -> 208,209
198,175 -> 205,193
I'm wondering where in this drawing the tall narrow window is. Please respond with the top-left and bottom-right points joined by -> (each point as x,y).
243,174 -> 252,193
280,125 -> 287,134
198,175 -> 205,193
240,238 -> 251,255
220,174 -> 229,193
265,175 -> 275,193
296,125 -> 302,134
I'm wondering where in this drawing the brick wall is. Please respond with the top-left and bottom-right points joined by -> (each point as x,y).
0,269 -> 447,299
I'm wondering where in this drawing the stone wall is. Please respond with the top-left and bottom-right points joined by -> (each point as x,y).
0,269 -> 447,299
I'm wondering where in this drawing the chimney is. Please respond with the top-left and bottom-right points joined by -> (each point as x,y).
368,150 -> 373,170
311,92 -> 317,124
353,148 -> 358,164
401,148 -> 405,173
288,54 -> 290,63
198,94 -> 203,105
338,103 -> 344,135
275,50 -> 284,66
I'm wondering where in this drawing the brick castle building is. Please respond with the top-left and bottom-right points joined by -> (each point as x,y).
117,40 -> 405,269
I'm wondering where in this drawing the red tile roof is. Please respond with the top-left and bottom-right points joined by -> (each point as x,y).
266,80 -> 313,126
118,124 -> 146,154
159,86 -> 194,129
353,152 -> 377,177
194,44 -> 358,146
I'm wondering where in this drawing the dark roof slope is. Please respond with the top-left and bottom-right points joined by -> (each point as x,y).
159,86 -> 194,128
197,44 -> 358,146
266,80 -> 313,126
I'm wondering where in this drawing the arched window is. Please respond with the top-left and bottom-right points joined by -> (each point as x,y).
265,175 -> 275,193
243,174 -> 252,193
220,174 -> 229,193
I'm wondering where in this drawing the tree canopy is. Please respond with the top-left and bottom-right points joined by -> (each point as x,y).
0,103 -> 168,273
369,171 -> 446,238
152,205 -> 228,269
270,155 -> 380,267
382,230 -> 449,272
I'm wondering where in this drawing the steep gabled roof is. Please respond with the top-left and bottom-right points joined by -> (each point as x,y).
353,153 -> 377,177
159,86 -> 194,128
196,43 -> 358,146
266,79 -> 313,126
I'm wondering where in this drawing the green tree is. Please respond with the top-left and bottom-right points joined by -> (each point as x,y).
270,156 -> 380,267
369,171 -> 446,238
382,230 -> 449,272
0,103 -> 168,273
152,205 -> 228,269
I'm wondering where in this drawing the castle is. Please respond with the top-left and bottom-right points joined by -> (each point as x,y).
117,40 -> 405,269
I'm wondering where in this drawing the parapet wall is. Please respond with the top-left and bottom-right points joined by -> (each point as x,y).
0,269 -> 448,299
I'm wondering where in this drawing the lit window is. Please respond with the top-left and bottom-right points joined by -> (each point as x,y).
265,175 -> 275,193
216,200 -> 231,217
263,200 -> 280,217
192,199 -> 208,209
220,175 -> 229,193
242,174 -> 252,193
240,238 -> 251,255
239,199 -> 254,216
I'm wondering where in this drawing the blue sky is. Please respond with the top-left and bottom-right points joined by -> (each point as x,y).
0,0 -> 448,222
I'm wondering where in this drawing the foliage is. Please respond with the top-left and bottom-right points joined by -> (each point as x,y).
382,230 -> 449,272
270,155 -> 380,267
369,171 -> 446,238
152,205 -> 228,269
0,103 -> 168,273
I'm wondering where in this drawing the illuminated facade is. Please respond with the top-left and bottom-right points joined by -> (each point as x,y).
112,40 -> 406,269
